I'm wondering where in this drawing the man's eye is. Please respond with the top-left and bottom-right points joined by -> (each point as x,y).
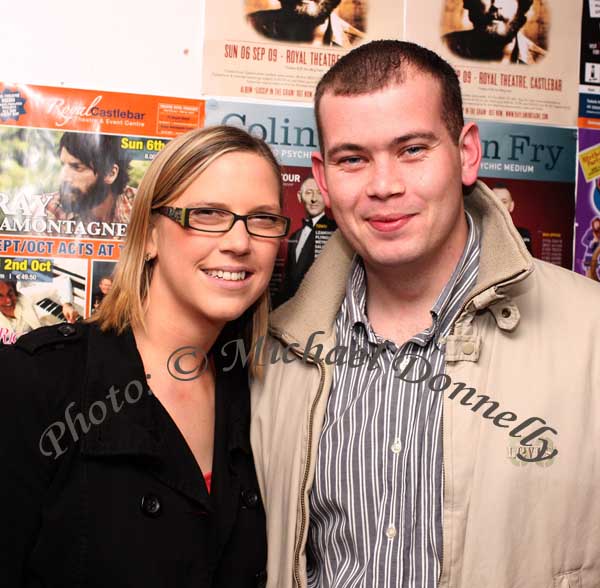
404,145 -> 425,156
338,156 -> 364,165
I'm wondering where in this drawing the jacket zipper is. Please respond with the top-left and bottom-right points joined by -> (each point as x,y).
270,329 -> 329,588
293,356 -> 326,588
438,407 -> 445,587
435,272 -> 524,586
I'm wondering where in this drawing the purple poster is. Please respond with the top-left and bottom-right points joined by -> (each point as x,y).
575,127 -> 600,282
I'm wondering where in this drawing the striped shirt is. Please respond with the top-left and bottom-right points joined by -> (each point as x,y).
306,213 -> 480,588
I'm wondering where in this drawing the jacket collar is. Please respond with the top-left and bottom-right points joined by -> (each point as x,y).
270,180 -> 533,350
80,326 -> 163,459
79,326 -> 212,507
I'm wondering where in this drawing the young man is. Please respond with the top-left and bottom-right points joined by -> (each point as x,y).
251,40 -> 600,587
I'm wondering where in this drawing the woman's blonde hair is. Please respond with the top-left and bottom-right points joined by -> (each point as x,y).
91,125 -> 283,376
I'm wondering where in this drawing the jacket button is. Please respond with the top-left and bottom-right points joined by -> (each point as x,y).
241,489 -> 260,509
462,342 -> 475,355
57,324 -> 76,336
501,307 -> 512,318
140,494 -> 162,517
255,569 -> 267,588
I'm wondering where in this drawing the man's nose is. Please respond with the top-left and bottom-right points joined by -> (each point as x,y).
59,165 -> 72,182
365,158 -> 405,199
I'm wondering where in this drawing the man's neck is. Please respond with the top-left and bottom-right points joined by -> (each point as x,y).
310,212 -> 325,224
364,218 -> 469,345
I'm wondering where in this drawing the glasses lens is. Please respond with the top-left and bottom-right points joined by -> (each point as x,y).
247,214 -> 288,237
188,208 -> 234,231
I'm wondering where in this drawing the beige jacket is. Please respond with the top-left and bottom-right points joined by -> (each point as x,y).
251,181 -> 600,588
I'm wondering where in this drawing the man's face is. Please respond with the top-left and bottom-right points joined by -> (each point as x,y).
312,74 -> 480,274
279,0 -> 341,22
466,0 -> 528,41
0,282 -> 17,318
58,147 -> 112,215
493,187 -> 515,213
98,278 -> 113,295
299,178 -> 325,218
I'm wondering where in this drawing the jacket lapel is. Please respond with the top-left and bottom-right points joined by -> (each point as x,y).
79,326 -> 209,508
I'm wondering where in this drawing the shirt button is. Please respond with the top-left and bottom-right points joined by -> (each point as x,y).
385,524 -> 397,539
462,342 -> 475,355
390,438 -> 402,454
140,494 -> 162,517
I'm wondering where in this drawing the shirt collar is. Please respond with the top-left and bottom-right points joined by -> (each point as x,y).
341,211 -> 480,347
430,210 -> 480,334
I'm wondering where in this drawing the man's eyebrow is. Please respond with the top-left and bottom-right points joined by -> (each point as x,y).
326,132 -> 439,160
326,143 -> 363,160
391,131 -> 438,145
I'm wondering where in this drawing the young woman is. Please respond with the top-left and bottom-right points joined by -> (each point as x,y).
0,126 -> 289,587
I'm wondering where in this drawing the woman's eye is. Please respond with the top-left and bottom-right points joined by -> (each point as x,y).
251,215 -> 277,227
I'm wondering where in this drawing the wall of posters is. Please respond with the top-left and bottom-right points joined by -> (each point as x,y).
575,128 -> 600,281
407,0 -> 582,127
205,98 -> 335,304
476,121 -> 576,268
0,83 -> 204,342
202,0 -> 404,101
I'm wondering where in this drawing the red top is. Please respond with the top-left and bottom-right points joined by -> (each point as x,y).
203,471 -> 212,494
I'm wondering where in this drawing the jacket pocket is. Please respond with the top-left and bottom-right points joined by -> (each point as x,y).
553,569 -> 581,588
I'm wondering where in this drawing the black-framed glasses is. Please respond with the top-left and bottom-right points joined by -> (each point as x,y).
156,206 -> 290,238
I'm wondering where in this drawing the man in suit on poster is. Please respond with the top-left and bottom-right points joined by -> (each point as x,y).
443,0 -> 546,64
248,0 -> 364,47
276,176 -> 336,305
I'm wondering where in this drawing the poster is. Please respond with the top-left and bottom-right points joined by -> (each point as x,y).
0,83 -> 204,342
476,120 -> 576,268
579,0 -> 600,128
205,98 -> 336,304
407,0 -> 582,127
202,0 -> 404,102
575,127 -> 600,281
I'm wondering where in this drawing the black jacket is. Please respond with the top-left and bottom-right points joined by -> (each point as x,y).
0,323 -> 267,587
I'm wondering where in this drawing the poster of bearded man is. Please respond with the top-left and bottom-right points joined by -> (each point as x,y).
406,0 -> 581,126
202,0 -> 404,102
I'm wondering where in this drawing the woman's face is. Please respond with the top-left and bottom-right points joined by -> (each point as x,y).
147,151 -> 281,328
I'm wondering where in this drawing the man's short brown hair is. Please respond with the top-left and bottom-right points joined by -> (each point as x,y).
314,40 -> 464,150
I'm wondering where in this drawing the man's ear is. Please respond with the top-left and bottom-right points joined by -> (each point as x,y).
311,151 -> 331,208
103,163 -> 119,186
459,122 -> 482,187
